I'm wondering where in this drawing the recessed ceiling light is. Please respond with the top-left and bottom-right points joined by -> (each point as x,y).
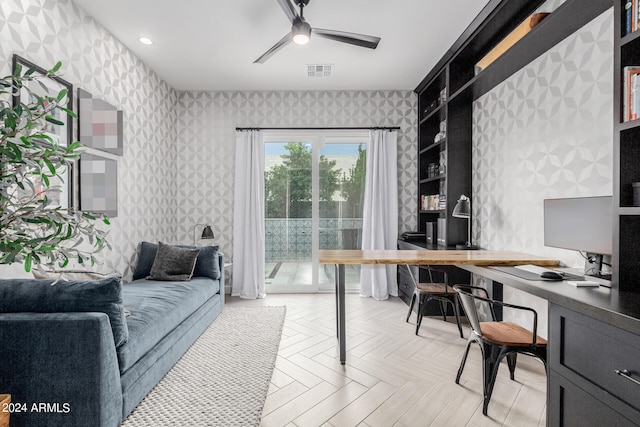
139,37 -> 154,45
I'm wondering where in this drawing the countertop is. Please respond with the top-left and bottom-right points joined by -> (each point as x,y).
461,265 -> 640,337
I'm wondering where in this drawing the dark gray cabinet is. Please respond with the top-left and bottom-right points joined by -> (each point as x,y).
548,303 -> 640,426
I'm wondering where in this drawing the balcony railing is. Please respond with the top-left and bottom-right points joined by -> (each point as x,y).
265,218 -> 362,262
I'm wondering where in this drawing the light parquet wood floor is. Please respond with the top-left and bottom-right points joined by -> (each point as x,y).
225,294 -> 547,427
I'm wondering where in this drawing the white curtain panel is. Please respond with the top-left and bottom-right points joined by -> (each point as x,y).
360,130 -> 399,300
232,130 -> 266,299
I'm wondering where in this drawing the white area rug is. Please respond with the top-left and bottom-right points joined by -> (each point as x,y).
121,306 -> 286,427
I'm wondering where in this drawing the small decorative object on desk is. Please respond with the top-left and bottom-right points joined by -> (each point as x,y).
0,394 -> 10,427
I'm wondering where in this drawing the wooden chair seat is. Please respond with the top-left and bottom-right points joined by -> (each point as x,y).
415,282 -> 456,295
480,321 -> 548,347
454,285 -> 548,416
405,266 -> 464,338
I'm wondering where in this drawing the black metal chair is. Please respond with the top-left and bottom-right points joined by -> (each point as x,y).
453,285 -> 547,416
405,266 -> 464,338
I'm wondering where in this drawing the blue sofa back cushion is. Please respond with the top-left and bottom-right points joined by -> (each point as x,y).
133,241 -> 220,281
0,277 -> 128,347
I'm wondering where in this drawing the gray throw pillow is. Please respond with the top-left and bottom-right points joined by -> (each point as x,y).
148,242 -> 200,281
133,241 -> 221,280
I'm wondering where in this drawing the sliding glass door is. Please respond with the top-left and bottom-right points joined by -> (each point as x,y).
263,131 -> 368,292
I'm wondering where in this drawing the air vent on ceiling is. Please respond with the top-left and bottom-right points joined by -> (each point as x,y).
307,64 -> 333,77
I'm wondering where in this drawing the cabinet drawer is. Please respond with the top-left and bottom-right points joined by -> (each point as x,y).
548,370 -> 638,427
550,304 -> 640,413
397,265 -> 415,299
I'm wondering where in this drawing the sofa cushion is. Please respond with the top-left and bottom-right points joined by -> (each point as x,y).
117,277 -> 220,373
148,242 -> 200,281
132,241 -> 220,280
0,277 -> 128,347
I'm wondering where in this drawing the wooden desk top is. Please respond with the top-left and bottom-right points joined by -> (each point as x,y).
318,249 -> 559,267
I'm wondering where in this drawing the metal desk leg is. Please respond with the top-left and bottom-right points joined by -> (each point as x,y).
335,263 -> 346,365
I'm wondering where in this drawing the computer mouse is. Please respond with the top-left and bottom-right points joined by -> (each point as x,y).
540,271 -> 563,280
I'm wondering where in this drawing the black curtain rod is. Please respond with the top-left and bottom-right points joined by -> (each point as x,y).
235,126 -> 400,131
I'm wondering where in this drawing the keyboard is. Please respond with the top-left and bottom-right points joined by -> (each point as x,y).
514,264 -> 585,280
514,264 -> 557,275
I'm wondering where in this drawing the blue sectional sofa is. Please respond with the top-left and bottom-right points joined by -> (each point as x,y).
0,247 -> 224,427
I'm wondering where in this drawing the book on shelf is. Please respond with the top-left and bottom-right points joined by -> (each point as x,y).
437,218 -> 447,246
623,66 -> 640,121
623,0 -> 640,37
421,194 -> 447,211
626,0 -> 633,36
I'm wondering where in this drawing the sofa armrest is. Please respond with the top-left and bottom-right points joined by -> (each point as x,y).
0,312 -> 122,427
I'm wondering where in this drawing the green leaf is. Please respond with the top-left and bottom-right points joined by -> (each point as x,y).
24,253 -> 32,272
49,62 -> 62,74
66,141 -> 83,153
59,107 -> 77,118
56,88 -> 67,102
30,133 -> 54,143
25,66 -> 37,76
45,115 -> 64,126
43,158 -> 56,175
13,63 -> 22,77
7,142 -> 22,161
4,248 -> 20,264
103,218 -> 111,225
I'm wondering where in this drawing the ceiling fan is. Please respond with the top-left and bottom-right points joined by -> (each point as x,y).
254,0 -> 381,63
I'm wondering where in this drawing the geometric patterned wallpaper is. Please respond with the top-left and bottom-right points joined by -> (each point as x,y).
0,0 -> 178,279
174,90 -> 418,274
473,9 -> 613,262
0,0 -> 418,282
472,8 -> 613,329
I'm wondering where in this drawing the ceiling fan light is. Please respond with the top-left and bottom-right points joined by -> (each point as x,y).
292,20 -> 311,45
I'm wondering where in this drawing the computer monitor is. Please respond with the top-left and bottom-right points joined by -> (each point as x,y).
544,196 -> 613,278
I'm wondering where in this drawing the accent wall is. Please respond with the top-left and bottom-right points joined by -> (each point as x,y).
0,0 -> 178,278
174,90 -> 418,288
472,8 -> 614,332
0,1 -> 419,283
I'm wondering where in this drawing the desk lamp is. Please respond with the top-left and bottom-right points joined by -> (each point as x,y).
194,224 -> 215,245
452,195 -> 478,250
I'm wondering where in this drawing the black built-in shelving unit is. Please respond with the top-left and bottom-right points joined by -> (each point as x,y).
614,0 -> 640,292
414,0 -> 610,249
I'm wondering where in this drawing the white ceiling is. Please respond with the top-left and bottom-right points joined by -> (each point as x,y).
71,0 -> 491,92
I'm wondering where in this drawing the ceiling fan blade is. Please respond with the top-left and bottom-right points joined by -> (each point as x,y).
311,28 -> 381,49
254,33 -> 292,63
277,0 -> 299,24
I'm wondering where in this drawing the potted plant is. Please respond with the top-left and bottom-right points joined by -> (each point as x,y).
0,61 -> 110,272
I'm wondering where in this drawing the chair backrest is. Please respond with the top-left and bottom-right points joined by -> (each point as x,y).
453,285 -> 482,336
453,285 -> 486,336
425,266 -> 451,291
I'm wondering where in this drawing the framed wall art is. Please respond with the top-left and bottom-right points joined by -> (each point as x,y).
12,54 -> 73,148
78,88 -> 123,155
79,152 -> 118,217
11,55 -> 74,208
